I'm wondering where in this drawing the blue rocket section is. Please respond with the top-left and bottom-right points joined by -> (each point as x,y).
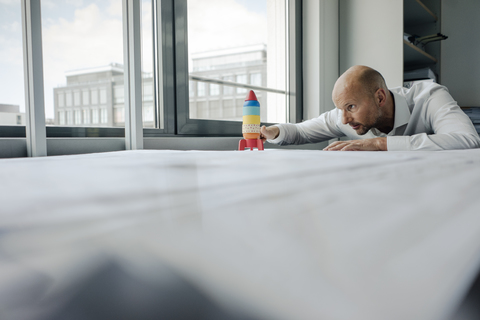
243,106 -> 260,116
243,100 -> 260,107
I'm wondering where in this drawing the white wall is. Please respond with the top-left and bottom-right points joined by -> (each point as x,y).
303,0 -> 339,119
339,0 -> 403,88
441,0 -> 480,107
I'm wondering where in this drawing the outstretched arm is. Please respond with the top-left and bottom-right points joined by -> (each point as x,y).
263,109 -> 345,146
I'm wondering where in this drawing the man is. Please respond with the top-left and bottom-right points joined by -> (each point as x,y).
260,65 -> 480,151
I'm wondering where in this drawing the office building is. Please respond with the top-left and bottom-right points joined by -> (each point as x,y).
0,104 -> 25,126
53,63 -> 154,128
53,45 -> 267,126
189,44 -> 267,121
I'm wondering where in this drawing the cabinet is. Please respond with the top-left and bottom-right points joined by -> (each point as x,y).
403,0 -> 442,81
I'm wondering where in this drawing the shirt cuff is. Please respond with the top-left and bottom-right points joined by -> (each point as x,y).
267,125 -> 285,144
387,136 -> 411,151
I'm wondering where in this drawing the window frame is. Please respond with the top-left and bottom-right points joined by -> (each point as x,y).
173,0 -> 303,136
0,0 -> 302,152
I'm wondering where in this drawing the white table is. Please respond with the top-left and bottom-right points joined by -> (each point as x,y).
1,149 -> 480,320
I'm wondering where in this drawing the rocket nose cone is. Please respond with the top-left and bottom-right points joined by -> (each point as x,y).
245,90 -> 258,101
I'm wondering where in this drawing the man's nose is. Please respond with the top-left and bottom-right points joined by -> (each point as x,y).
342,112 -> 351,125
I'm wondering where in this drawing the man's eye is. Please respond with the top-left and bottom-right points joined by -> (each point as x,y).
347,105 -> 355,111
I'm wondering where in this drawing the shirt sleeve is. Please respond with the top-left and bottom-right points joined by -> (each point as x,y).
387,86 -> 480,151
268,109 -> 345,145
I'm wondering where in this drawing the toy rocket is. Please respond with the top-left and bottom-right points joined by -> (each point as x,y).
238,90 -> 264,151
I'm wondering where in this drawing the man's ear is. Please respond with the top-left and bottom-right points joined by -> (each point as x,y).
376,88 -> 387,107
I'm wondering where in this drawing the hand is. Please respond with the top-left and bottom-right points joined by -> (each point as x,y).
260,125 -> 280,142
323,137 -> 387,151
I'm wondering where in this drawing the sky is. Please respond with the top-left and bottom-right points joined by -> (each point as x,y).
0,0 -> 268,119
0,0 -> 25,113
187,0 -> 267,54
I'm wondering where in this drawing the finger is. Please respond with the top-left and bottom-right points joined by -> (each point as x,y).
323,141 -> 340,150
260,126 -> 269,139
341,145 -> 357,151
326,140 -> 353,147
331,144 -> 349,151
261,125 -> 277,140
324,142 -> 348,151
324,141 -> 346,150
260,125 -> 269,135
341,141 -> 367,151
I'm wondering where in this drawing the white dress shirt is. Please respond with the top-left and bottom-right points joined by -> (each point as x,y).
269,81 -> 480,151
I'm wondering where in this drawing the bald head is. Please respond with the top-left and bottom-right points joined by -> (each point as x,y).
332,65 -> 395,135
333,65 -> 388,102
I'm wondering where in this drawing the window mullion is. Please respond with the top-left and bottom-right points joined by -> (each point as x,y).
122,0 -> 144,150
153,0 -> 164,130
157,0 -> 176,135
287,0 -> 303,124
21,0 -> 47,157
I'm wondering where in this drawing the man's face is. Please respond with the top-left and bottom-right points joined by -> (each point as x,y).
333,84 -> 381,135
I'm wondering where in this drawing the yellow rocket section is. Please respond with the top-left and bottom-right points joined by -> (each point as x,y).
242,115 -> 260,124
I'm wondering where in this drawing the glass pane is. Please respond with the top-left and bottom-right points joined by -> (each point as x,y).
141,0 -> 156,128
187,0 -> 287,123
42,1 -> 124,127
0,1 -> 25,126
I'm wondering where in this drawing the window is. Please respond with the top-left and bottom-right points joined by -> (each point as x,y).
114,107 -> 124,124
222,99 -> 236,120
177,0 -> 300,133
67,111 -> 73,125
0,0 -> 25,127
141,0 -> 160,129
189,81 -> 195,96
41,1 -> 124,128
66,92 -> 73,107
114,85 -> 124,104
2,0 -> 301,149
58,93 -> 65,107
59,111 -> 66,125
91,89 -> 98,104
210,76 -> 220,96
209,100 -> 221,118
74,110 -> 82,124
143,82 -> 153,102
100,108 -> 108,124
196,101 -> 207,119
222,76 -> 235,95
92,109 -> 99,124
250,73 -> 262,86
236,74 -> 247,94
210,84 -> 219,95
197,82 -> 206,97
82,90 -> 90,105
144,106 -> 154,122
100,88 -> 107,105
74,91 -> 81,106
83,109 -> 91,124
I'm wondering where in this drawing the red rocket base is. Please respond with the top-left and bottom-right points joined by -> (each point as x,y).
238,139 -> 264,151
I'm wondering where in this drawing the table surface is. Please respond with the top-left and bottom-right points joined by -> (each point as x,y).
1,149 -> 480,320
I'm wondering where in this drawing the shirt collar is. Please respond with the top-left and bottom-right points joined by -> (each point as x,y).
391,90 -> 410,130
370,90 -> 411,137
